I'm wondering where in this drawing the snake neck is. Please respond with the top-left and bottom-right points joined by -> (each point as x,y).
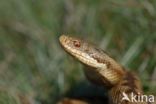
108,71 -> 152,104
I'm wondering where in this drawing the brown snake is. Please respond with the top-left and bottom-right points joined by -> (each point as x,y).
58,35 -> 155,104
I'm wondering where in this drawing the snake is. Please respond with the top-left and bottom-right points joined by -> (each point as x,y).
58,35 -> 154,104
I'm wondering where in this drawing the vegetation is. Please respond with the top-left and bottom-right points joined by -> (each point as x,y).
0,0 -> 155,103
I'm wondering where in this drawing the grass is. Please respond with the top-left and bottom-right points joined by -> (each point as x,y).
0,0 -> 156,103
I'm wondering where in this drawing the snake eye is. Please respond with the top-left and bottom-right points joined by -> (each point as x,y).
73,40 -> 81,47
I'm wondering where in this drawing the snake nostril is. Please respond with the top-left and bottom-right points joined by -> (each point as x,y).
73,40 -> 81,47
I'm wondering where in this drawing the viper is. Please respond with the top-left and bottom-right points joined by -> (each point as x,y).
58,35 -> 154,104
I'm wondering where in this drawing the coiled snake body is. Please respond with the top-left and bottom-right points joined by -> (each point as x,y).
59,35 -> 154,104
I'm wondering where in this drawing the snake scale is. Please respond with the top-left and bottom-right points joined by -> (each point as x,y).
58,35 -> 154,104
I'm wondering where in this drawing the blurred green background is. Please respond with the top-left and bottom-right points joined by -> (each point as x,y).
0,0 -> 156,104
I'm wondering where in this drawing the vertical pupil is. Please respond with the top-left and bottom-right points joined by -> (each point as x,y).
73,40 -> 81,47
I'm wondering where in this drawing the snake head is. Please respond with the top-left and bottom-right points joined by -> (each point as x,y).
59,35 -> 108,69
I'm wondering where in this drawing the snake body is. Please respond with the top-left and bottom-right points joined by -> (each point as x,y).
59,35 -> 153,104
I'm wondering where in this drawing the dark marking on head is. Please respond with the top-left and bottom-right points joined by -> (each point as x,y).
73,40 -> 81,47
